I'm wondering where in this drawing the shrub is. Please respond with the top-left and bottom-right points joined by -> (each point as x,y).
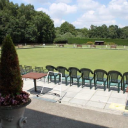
0,35 -> 29,106
109,42 -> 115,45
86,41 -> 94,45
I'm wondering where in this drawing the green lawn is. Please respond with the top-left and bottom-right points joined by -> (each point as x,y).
17,48 -> 128,74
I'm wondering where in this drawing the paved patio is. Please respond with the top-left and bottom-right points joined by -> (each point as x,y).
23,77 -> 128,115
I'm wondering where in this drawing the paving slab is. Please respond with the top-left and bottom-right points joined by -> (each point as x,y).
66,86 -> 82,92
22,79 -> 128,115
79,87 -> 96,94
61,97 -> 71,102
86,101 -> 106,109
108,97 -> 126,105
69,98 -> 88,105
74,93 -> 93,100
90,95 -> 109,102
110,91 -> 127,99
65,91 -> 78,98
95,90 -> 112,97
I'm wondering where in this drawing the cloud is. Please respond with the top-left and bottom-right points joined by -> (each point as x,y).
55,0 -> 73,4
49,3 -> 77,17
33,0 -> 128,28
108,0 -> 128,18
22,0 -> 51,4
52,18 -> 65,27
72,0 -> 128,28
36,7 -> 49,14
72,1 -> 115,28
37,3 -> 77,17
77,0 -> 100,11
36,2 -> 77,27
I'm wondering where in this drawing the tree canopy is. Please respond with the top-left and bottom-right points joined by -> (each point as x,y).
55,22 -> 128,43
0,0 -> 55,44
1,0 -> 128,45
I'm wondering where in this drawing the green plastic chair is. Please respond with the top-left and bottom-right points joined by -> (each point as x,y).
56,66 -> 69,85
122,72 -> 128,93
94,69 -> 108,91
108,70 -> 122,93
19,65 -> 26,75
80,68 -> 94,89
68,67 -> 81,87
24,65 -> 33,73
34,66 -> 44,73
46,65 -> 59,84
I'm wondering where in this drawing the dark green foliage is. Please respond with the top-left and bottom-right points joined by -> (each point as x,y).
0,0 -> 55,44
67,38 -> 128,45
54,38 -> 68,44
60,21 -> 76,36
55,23 -> 128,45
0,35 -> 22,95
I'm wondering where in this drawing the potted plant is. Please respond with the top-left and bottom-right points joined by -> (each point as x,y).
0,35 -> 31,128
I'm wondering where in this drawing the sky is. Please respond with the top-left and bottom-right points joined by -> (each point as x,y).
10,0 -> 128,29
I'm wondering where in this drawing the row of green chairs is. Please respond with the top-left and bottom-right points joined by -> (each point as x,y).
45,65 -> 128,93
19,65 -> 44,75
19,65 -> 128,93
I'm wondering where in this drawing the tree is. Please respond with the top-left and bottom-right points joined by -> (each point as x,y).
76,28 -> 89,38
120,26 -> 128,39
88,25 -> 97,38
0,1 -> 55,44
60,21 -> 76,36
100,24 -> 108,38
108,25 -> 119,39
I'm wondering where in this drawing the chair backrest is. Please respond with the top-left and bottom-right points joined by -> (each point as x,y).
56,66 -> 68,77
46,65 -> 56,75
80,68 -> 93,79
108,70 -> 122,83
68,67 -> 80,78
123,72 -> 128,84
24,65 -> 33,73
35,67 -> 44,73
19,65 -> 26,75
94,69 -> 107,81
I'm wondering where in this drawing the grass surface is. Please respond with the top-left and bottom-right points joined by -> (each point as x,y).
17,47 -> 128,74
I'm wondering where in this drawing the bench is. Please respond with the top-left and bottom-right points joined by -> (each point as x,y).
77,45 -> 82,48
18,44 -> 23,48
110,45 -> 116,49
58,44 -> 64,47
31,45 -> 35,47
90,45 -> 96,48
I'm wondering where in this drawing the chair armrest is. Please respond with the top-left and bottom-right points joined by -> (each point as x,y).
43,69 -> 48,73
32,68 -> 36,72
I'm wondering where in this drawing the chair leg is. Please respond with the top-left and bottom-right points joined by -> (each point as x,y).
59,75 -> 61,83
54,76 -> 56,84
109,82 -> 110,91
104,81 -> 106,91
82,79 -> 83,88
70,77 -> 72,86
90,80 -> 92,89
123,84 -> 125,93
118,83 -> 120,93
94,81 -> 97,90
50,76 -> 52,82
48,75 -> 50,84
82,79 -> 85,88
65,77 -> 68,85
77,78 -> 80,87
